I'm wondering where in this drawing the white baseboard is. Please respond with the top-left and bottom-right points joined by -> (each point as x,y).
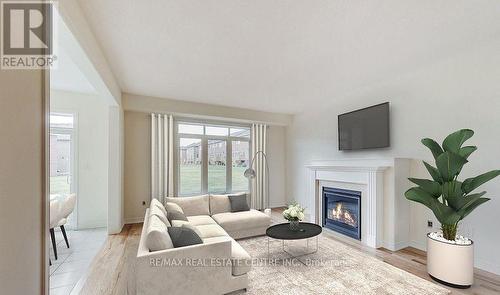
77,220 -> 107,229
410,240 -> 426,251
124,217 -> 144,224
475,257 -> 500,276
384,240 -> 409,251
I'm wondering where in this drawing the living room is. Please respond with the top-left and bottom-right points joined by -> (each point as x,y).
1,1 -> 500,295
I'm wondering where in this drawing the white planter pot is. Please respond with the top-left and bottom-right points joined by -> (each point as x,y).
427,233 -> 474,288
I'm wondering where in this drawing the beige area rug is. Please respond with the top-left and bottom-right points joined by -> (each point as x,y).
234,235 -> 450,295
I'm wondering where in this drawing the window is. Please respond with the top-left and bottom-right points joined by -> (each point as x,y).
49,113 -> 75,195
231,140 -> 249,192
177,122 -> 250,195
50,113 -> 77,229
178,138 -> 202,195
230,128 -> 250,138
208,139 -> 226,192
206,126 -> 228,136
178,123 -> 203,135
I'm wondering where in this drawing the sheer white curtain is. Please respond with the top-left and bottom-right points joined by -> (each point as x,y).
151,113 -> 174,203
250,123 -> 268,210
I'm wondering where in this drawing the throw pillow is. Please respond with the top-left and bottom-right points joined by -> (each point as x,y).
165,202 -> 184,214
167,227 -> 203,248
167,210 -> 188,223
228,193 -> 250,212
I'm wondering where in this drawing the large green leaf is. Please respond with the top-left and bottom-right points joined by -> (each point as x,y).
408,178 -> 441,198
423,161 -> 443,183
454,191 -> 486,211
436,152 -> 468,181
462,170 -> 500,194
442,181 -> 464,210
405,187 -> 461,225
459,146 -> 477,159
457,197 -> 490,220
442,129 -> 474,153
421,138 -> 444,160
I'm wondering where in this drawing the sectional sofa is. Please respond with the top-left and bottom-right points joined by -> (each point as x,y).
136,194 -> 272,295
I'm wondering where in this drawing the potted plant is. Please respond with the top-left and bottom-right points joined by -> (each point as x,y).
405,129 -> 500,288
283,203 -> 305,231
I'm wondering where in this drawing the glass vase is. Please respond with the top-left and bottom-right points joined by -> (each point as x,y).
289,220 -> 300,231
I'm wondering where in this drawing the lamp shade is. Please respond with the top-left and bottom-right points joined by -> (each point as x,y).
244,168 -> 256,179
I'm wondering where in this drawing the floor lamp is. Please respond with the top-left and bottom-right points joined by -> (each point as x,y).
244,150 -> 271,216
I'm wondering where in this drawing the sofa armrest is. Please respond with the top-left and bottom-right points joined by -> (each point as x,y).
136,240 -> 233,295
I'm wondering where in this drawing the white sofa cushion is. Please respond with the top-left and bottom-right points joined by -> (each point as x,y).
211,209 -> 271,233
187,215 -> 217,226
171,219 -> 189,227
146,215 -> 174,251
151,198 -> 168,216
209,194 -> 232,215
203,236 -> 251,276
150,205 -> 171,227
166,195 -> 210,216
195,224 -> 229,239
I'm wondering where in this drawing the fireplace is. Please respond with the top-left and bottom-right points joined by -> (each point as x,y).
323,187 -> 361,240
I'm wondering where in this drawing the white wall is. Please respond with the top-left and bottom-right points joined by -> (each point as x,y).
51,90 -> 109,229
286,40 -> 500,274
56,0 -> 124,234
123,93 -> 292,126
58,0 -> 121,103
123,111 -> 150,223
0,66 -> 46,294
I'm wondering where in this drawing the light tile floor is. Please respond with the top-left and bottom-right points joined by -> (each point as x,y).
49,228 -> 107,295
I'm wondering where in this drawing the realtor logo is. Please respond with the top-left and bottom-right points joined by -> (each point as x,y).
1,1 -> 56,69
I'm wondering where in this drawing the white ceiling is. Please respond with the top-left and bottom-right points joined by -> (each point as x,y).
78,0 -> 500,114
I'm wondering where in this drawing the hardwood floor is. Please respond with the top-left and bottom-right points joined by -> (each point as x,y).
78,209 -> 500,295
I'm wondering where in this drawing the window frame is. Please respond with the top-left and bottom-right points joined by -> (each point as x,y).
175,120 -> 251,196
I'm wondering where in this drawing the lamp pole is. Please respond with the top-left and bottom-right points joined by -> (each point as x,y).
245,151 -> 271,215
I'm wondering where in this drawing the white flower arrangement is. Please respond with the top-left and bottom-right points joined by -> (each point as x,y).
283,202 -> 305,222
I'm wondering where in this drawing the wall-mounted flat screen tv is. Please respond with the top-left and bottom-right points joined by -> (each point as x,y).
338,102 -> 390,150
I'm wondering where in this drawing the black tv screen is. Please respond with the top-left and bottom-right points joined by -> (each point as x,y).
338,102 -> 390,150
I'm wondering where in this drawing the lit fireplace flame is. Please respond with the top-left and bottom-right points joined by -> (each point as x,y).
331,203 -> 357,227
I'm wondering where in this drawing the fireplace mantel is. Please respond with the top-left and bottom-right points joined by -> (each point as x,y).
305,159 -> 393,171
306,158 -> 412,250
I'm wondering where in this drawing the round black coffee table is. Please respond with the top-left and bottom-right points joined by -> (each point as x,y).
266,222 -> 322,261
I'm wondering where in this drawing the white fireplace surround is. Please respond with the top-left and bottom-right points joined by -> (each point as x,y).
306,158 -> 412,250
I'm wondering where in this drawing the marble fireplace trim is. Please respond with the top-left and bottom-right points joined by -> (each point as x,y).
306,159 -> 391,248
